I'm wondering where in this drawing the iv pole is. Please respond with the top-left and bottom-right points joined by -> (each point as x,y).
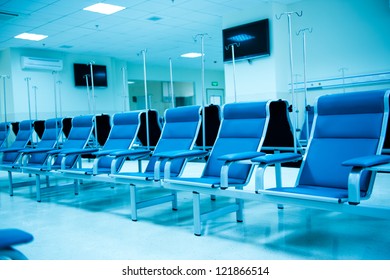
32,86 -> 38,120
121,66 -> 129,112
140,49 -> 150,149
225,43 -> 240,103
297,27 -> 312,142
56,80 -> 63,120
1,75 -> 9,123
169,57 -> 175,108
89,61 -> 98,147
194,33 -> 208,151
276,10 -> 303,154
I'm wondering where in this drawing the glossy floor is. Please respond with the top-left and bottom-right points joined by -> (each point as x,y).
1,161 -> 390,260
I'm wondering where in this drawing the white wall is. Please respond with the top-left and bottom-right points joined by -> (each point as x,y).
1,48 -> 128,121
223,0 -> 390,130
223,2 -> 290,103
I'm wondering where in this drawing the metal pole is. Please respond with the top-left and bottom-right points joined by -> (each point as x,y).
32,86 -> 38,120
194,34 -> 207,151
141,49 -> 150,149
57,81 -> 63,119
52,72 -> 58,121
226,44 -> 240,103
85,75 -> 91,114
89,61 -> 98,147
287,14 -> 297,153
121,66 -> 129,111
276,11 -> 302,153
169,58 -> 175,108
1,75 -> 9,123
25,77 -> 32,122
302,30 -> 310,140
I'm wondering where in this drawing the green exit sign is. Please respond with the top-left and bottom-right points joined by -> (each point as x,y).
211,81 -> 218,86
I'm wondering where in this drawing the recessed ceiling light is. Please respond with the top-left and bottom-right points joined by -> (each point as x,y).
14,32 -> 48,41
181,52 -> 203,58
83,3 -> 126,15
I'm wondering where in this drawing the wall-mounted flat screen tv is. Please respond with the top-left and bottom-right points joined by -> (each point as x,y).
73,63 -> 108,87
223,18 -> 270,62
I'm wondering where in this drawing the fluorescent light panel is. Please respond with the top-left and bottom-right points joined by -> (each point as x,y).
181,52 -> 203,58
83,3 -> 126,15
14,32 -> 48,41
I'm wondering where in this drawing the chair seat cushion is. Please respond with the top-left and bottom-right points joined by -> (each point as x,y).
0,229 -> 34,248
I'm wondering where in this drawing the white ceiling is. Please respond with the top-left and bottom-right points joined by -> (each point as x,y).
0,0 -> 299,70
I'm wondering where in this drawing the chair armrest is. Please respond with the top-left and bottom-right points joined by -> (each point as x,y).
19,147 -> 57,154
154,149 -> 209,160
252,153 -> 302,193
251,152 -> 302,165
92,149 -> 125,157
342,155 -> 390,168
155,150 -> 209,181
108,149 -> 151,159
58,148 -> 99,156
343,155 -> 390,205
0,147 -> 25,153
218,151 -> 264,162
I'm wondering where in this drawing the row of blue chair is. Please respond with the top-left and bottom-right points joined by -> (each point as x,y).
2,90 -> 390,245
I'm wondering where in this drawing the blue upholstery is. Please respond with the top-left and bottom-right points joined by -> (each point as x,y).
64,111 -> 141,174
0,228 -> 33,260
0,120 -> 34,164
262,90 -> 388,201
0,122 -> 11,148
118,105 -> 202,178
187,101 -> 268,186
20,118 -> 63,166
49,115 -> 95,170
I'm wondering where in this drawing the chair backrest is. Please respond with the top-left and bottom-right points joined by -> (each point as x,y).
196,104 -> 221,148
94,114 -> 111,146
28,118 -> 63,165
201,101 -> 270,183
137,109 -> 162,147
144,105 -> 202,176
51,115 -> 95,169
262,99 -> 297,149
97,111 -> 141,172
0,122 -> 11,148
297,90 -> 389,197
2,120 -> 34,163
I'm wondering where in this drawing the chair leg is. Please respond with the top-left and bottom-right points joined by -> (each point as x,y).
74,179 -> 79,195
171,191 -> 178,211
193,191 -> 202,236
129,184 -> 138,221
35,175 -> 41,202
210,195 -> 216,201
8,171 -> 13,196
45,176 -> 50,188
236,198 -> 244,223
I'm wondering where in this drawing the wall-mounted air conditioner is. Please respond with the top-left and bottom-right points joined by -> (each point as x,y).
21,56 -> 63,71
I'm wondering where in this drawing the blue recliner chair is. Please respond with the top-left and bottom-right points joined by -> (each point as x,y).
110,105 -> 202,221
0,229 -> 33,260
21,115 -> 95,202
0,118 -> 63,197
252,89 -> 390,215
0,122 -> 11,148
160,101 -> 270,235
57,111 -> 142,192
0,120 -> 34,165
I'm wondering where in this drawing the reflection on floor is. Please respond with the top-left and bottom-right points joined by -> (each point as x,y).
1,160 -> 390,260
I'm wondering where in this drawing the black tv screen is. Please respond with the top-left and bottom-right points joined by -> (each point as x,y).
223,18 -> 270,62
73,63 -> 108,87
